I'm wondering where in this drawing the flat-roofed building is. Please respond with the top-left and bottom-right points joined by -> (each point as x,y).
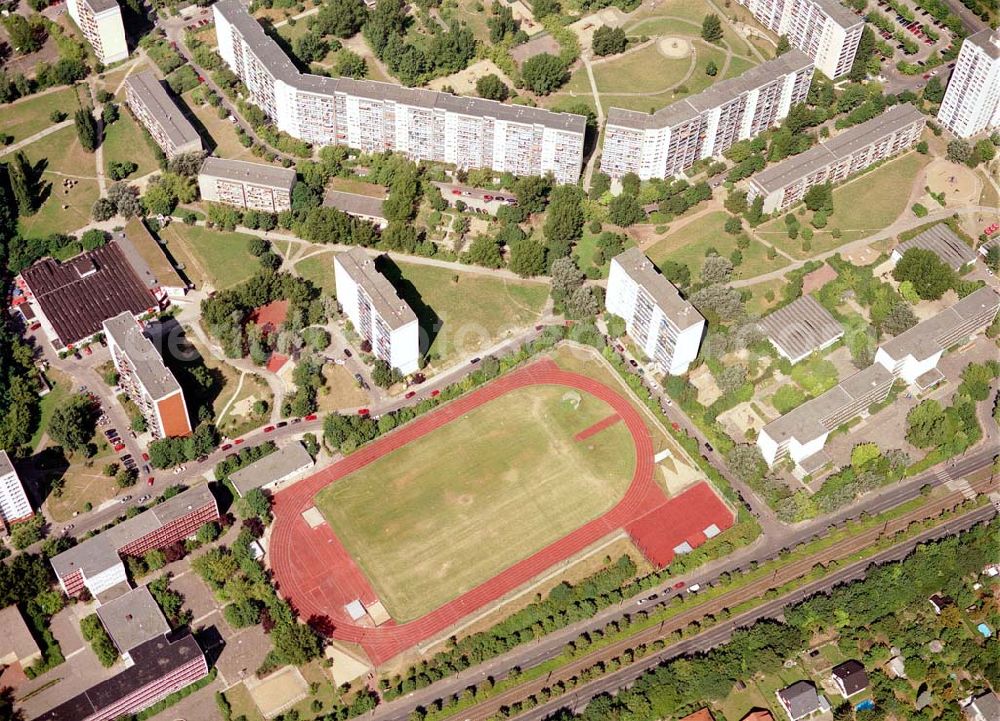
606,248 -> 705,375
334,247 -> 420,374
747,104 -> 925,213
116,219 -> 188,301
65,0 -> 127,64
96,586 -> 171,658
758,295 -> 844,363
0,450 -> 32,528
198,157 -> 296,212
323,189 -> 388,228
890,223 -> 977,271
213,0 -> 585,184
602,51 -> 813,180
732,0 -> 863,78
51,486 -> 218,598
103,312 -> 192,439
0,606 -> 42,668
937,30 -> 1000,139
230,441 -> 314,497
875,286 -> 1000,386
123,71 -> 202,159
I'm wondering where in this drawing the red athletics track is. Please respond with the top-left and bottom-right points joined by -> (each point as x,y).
268,358 -> 734,664
574,413 -> 622,442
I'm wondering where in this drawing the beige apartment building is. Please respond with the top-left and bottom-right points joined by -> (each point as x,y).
198,157 -> 296,212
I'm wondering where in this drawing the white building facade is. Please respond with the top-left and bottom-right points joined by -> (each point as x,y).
937,29 -> 1000,139
213,0 -> 586,184
606,249 -> 705,375
601,51 -> 814,180
198,157 -> 296,212
65,0 -> 127,64
0,451 -> 32,527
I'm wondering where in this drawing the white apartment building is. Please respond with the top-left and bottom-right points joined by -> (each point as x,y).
601,50 -> 813,180
734,0 -> 863,78
0,451 -> 32,528
103,312 -> 192,439
213,0 -> 586,184
747,103 -> 925,213
333,247 -> 420,374
198,157 -> 296,212
606,248 -> 705,376
123,71 -> 203,159
937,29 -> 1000,139
65,0 -> 127,65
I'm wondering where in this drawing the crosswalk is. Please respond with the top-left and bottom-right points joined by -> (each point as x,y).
943,472 -> 977,500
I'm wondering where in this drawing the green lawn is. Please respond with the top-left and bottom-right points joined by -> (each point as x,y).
102,112 -> 161,180
646,211 -> 789,281
789,356 -> 839,395
592,43 -> 693,95
0,86 -> 85,144
316,384 -> 635,621
157,224 -> 260,290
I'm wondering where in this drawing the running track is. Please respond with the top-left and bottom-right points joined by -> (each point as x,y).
269,359 -> 733,664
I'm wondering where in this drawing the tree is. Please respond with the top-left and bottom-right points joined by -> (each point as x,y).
906,398 -> 946,448
487,3 -> 517,43
315,0 -> 368,38
7,150 -> 35,216
102,102 -> 118,125
726,444 -> 766,484
521,54 -> 567,95
700,254 -> 733,284
775,34 -> 791,56
108,160 -> 138,180
531,0 -> 560,18
607,193 -> 644,227
802,182 -> 833,213
543,185 -> 584,258
724,215 -> 742,234
272,620 -> 323,665
592,25 -> 626,56
236,488 -> 272,522
464,234 -> 504,268
331,49 -> 365,78
848,26 -> 874,80
891,248 -> 954,300
974,139 -> 995,165
74,108 -> 99,152
881,301 -> 917,335
294,31 -> 329,63
946,139 -> 973,166
701,14 -> 723,43
10,515 -> 44,550
509,238 -> 547,277
371,359 -> 402,387
197,521 -> 221,544
3,14 -> 44,54
922,76 -> 945,104
49,393 -> 95,451
514,175 -> 551,213
475,73 -> 509,101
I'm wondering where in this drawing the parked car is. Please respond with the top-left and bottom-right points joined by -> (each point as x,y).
430,389 -> 440,397
304,414 -> 318,421
141,452 -> 150,461
470,357 -> 481,364
358,408 -> 370,416
405,391 -> 416,399
276,421 -> 288,428
264,425 -> 275,433
119,496 -> 132,504
113,443 -> 125,452
234,438 -> 244,445
221,443 -> 233,451
673,580 -> 686,589
343,348 -> 352,358
147,477 -> 155,486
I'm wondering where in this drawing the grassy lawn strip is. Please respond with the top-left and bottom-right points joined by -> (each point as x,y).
102,112 -> 161,179
0,86 -> 83,143
157,224 -> 259,290
316,384 -> 636,621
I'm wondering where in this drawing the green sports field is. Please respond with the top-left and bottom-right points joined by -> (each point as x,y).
315,385 -> 636,621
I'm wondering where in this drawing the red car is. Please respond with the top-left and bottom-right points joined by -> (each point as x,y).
430,389 -> 440,397
264,425 -> 275,433
451,189 -> 462,195
234,438 -> 244,445
405,391 -> 416,399
82,346 -> 92,356
147,477 -> 155,486
358,408 -> 370,416
673,580 -> 686,590
671,422 -> 680,431
141,452 -> 150,461
221,443 -> 232,451
483,195 -> 494,201
304,414 -> 317,421
114,443 -> 126,452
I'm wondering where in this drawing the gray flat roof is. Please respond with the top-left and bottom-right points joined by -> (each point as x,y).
895,224 -> 976,270
84,0 -> 120,14
200,157 -> 297,191
96,586 -> 170,654
323,189 -> 386,220
878,286 -> 1000,362
814,0 -> 864,29
607,50 -> 813,130
51,485 -> 217,580
966,29 -> 1000,60
230,441 -> 313,497
758,295 -> 844,361
750,104 -> 924,194
103,312 -> 181,401
0,449 -> 14,479
0,605 -> 40,663
124,71 -> 201,151
612,248 -> 704,330
335,247 -> 417,330
214,0 -> 586,134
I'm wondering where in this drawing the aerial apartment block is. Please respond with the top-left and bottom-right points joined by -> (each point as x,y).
198,157 -> 297,212
733,0 -> 863,78
606,249 -> 705,376
937,29 -> 1000,139
747,103 -> 925,213
758,286 -> 1000,470
212,0 -> 585,184
0,450 -> 32,528
123,71 -> 203,158
333,247 -> 420,374
103,312 -> 192,440
65,0 -> 127,64
601,50 -> 813,180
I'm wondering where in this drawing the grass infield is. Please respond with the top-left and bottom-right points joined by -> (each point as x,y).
315,384 -> 636,621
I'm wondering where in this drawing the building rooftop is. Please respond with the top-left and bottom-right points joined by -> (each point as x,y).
779,681 -> 821,720
335,247 -> 418,330
968,691 -> 1000,720
124,71 -> 201,152
19,241 -> 156,348
678,710 -> 715,721
323,189 -> 387,220
83,0 -> 121,14
51,485 -> 217,581
966,28 -> 1000,60
0,605 -> 41,665
0,449 -> 15,479
814,0 -> 865,29
612,248 -> 704,330
607,50 -> 813,130
96,586 -> 171,654
894,223 -> 976,270
832,660 -> 870,696
214,0 -> 586,134
229,441 -> 314,497
116,218 -> 187,292
758,295 -> 844,362
200,156 -> 297,190
878,286 -> 1000,362
749,104 -> 925,194
34,633 -> 204,721
102,312 -> 181,401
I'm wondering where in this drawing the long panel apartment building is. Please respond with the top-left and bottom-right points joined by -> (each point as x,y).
103,312 -> 192,440
0,450 -> 32,528
123,71 -> 203,158
937,29 -> 1000,139
734,0 -> 863,78
747,103 -> 925,213
198,157 -> 296,212
66,0 -> 127,64
601,50 -> 814,180
606,248 -> 705,376
333,247 -> 420,374
213,0 -> 585,184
